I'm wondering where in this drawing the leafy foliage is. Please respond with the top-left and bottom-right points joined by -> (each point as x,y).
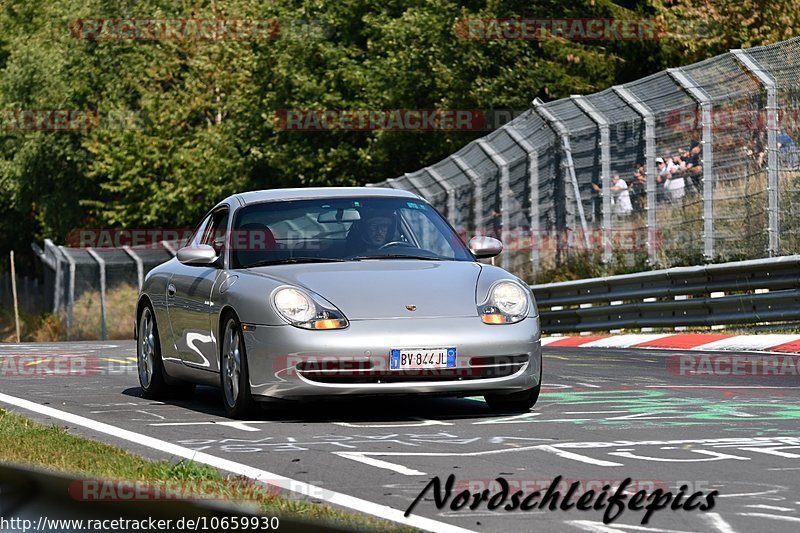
0,0 -> 792,269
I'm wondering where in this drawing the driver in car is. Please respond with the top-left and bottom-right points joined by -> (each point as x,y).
346,207 -> 400,255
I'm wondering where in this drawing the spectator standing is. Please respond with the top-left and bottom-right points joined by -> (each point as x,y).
612,174 -> 633,216
630,167 -> 647,214
778,129 -> 799,169
685,140 -> 703,194
656,157 -> 670,203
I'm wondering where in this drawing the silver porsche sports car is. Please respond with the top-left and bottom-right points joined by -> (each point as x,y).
135,187 -> 541,418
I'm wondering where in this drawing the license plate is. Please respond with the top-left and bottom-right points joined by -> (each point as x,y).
390,348 -> 456,370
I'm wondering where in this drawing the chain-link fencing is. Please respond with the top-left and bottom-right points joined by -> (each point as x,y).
372,37 -> 800,279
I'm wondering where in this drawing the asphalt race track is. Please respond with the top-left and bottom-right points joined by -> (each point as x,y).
2,341 -> 800,533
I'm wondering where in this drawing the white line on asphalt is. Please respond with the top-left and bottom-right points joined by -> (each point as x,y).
332,418 -> 452,428
338,443 -> 623,468
737,513 -> 800,523
565,520 -> 694,532
0,392 -> 475,533
334,452 -> 427,476
701,512 -> 738,533
744,504 -> 794,512
576,382 -> 602,388
150,420 -> 272,432
718,489 -> 783,498
537,445 -> 623,466
644,386 -> 800,389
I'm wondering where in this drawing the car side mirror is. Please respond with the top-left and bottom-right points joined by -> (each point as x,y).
468,236 -> 503,258
176,244 -> 218,265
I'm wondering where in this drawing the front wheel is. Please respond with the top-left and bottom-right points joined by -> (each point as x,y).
220,315 -> 256,418
484,384 -> 540,413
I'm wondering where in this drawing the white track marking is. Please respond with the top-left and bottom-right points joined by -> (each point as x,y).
334,452 -> 427,476
333,418 -> 452,428
701,512 -> 738,533
150,420 -> 271,432
579,334 -> 673,348
738,513 -> 800,523
744,504 -> 794,512
537,445 -> 623,466
692,335 -> 800,352
645,386 -> 800,389
718,489 -> 783,498
566,521 -> 695,533
0,392 -> 475,533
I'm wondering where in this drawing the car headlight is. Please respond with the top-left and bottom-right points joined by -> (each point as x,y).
272,287 -> 348,330
478,281 -> 530,324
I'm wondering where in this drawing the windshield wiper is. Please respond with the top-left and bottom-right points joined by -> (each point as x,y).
243,257 -> 348,268
348,254 -> 443,261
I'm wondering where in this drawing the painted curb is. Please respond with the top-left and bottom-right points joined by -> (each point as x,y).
542,333 -> 800,354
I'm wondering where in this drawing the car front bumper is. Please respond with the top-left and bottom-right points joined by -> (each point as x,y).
242,316 -> 541,401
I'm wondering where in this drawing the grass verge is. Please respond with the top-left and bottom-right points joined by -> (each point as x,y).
0,408 -> 411,532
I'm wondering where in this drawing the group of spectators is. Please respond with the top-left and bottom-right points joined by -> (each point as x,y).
593,139 -> 704,217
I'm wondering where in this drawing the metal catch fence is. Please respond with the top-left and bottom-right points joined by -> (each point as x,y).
372,37 -> 800,277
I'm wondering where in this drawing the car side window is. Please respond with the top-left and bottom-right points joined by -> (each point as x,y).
201,209 -> 230,255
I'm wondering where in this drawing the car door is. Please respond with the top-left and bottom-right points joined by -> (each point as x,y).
167,207 -> 229,371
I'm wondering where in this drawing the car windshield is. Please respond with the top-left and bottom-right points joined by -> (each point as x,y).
230,197 -> 473,269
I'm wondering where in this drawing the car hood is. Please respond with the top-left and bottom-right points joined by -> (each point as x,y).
245,260 -> 482,319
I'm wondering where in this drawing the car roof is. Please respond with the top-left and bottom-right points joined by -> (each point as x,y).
226,187 -> 421,206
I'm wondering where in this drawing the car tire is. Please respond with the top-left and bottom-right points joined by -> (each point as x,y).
484,384 -> 541,413
137,304 -> 170,399
220,314 -> 256,419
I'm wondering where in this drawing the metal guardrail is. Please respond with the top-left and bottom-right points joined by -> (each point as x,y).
530,255 -> 800,333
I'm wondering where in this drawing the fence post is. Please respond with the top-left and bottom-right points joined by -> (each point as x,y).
452,154 -> 485,237
86,247 -> 108,341
161,240 -> 177,256
731,49 -> 780,256
45,239 -> 63,313
10,251 -> 20,343
426,167 -> 458,227
612,86 -> 657,265
58,246 -> 76,339
668,68 -> 715,261
476,139 -> 511,270
123,245 -> 145,290
506,126 -> 540,271
532,98 -> 591,252
572,95 -> 613,264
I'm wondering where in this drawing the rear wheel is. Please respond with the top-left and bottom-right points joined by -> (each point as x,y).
137,305 -> 168,399
220,315 -> 256,418
138,305 -> 195,399
484,384 -> 540,413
